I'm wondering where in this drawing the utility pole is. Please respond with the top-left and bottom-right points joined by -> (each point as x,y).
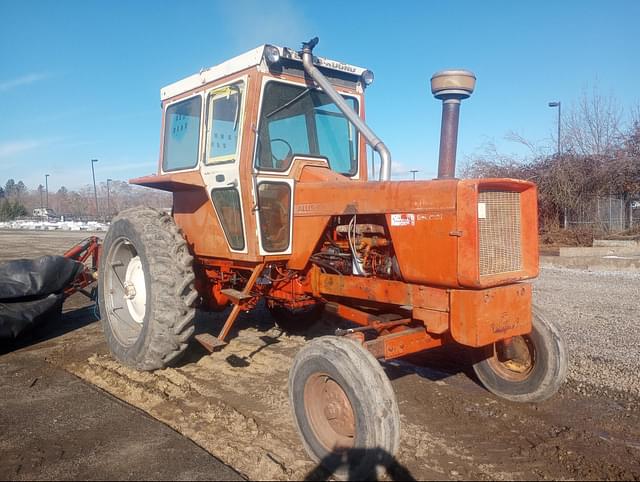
409,169 -> 419,181
548,101 -> 561,156
91,159 -> 99,218
45,174 -> 50,209
106,178 -> 112,221
548,101 -> 565,227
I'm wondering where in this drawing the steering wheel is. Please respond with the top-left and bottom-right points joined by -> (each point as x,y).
270,138 -> 293,167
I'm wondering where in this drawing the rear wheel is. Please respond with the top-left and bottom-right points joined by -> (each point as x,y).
98,207 -> 197,370
472,306 -> 568,402
289,336 -> 400,480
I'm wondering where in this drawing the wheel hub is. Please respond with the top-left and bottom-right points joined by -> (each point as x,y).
490,335 -> 535,381
123,281 -> 136,299
322,379 -> 355,436
304,374 -> 356,451
123,256 -> 146,324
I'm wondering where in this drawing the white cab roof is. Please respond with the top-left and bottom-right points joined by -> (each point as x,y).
160,45 -> 368,101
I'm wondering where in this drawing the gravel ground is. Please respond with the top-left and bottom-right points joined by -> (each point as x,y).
534,266 -> 640,399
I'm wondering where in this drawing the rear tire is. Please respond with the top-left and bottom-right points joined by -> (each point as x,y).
472,306 -> 568,402
98,207 -> 197,370
289,336 -> 400,480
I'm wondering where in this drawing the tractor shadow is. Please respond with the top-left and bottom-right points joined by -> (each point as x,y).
304,448 -> 416,481
179,302 -> 279,366
179,302 -> 477,388
178,300 -> 339,367
384,343 -> 479,385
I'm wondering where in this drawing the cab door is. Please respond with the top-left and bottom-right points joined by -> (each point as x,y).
200,80 -> 248,253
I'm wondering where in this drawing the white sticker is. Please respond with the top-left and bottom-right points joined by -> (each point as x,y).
478,202 -> 487,219
390,213 -> 415,226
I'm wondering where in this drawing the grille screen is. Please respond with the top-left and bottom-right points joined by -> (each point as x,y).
478,191 -> 522,276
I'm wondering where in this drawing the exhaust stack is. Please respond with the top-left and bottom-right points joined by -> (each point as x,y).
300,37 -> 392,181
431,70 -> 476,179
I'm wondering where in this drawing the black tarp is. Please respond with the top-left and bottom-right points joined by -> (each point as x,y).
0,255 -> 83,301
0,256 -> 82,339
0,294 -> 64,339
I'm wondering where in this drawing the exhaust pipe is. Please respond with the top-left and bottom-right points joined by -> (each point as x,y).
300,37 -> 392,181
430,70 -> 476,179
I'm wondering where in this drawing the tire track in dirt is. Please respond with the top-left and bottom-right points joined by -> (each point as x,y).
65,326 -> 312,481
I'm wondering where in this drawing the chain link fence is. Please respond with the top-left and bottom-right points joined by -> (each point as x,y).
566,195 -> 639,232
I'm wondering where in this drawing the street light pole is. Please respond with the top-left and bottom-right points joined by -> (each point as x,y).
548,101 -> 561,156
106,178 -> 112,221
549,101 -> 565,227
44,174 -> 50,209
91,159 -> 99,219
409,169 -> 419,181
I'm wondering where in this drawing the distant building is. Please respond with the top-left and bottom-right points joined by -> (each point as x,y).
32,208 -> 57,218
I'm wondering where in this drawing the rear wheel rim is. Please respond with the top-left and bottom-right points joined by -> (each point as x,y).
304,373 -> 356,452
486,335 -> 535,382
104,237 -> 147,346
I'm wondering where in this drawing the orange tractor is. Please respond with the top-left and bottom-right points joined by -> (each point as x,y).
98,38 -> 567,477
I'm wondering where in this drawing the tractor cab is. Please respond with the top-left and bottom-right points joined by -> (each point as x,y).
132,43 -> 372,261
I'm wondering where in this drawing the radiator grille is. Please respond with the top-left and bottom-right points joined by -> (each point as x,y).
478,191 -> 522,276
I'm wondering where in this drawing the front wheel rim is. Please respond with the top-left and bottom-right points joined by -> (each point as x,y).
304,373 -> 356,452
486,335 -> 536,382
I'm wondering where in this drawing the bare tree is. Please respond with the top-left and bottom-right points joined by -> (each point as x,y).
464,88 -> 639,231
563,87 -> 623,157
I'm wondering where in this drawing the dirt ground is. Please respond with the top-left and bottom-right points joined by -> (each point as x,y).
1,230 -> 639,481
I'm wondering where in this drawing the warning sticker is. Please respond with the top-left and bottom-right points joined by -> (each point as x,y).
478,202 -> 487,219
390,213 -> 415,226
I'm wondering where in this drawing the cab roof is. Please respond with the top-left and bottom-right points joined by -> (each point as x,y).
160,45 -> 368,101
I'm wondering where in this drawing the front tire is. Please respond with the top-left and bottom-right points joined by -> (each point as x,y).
289,336 -> 400,479
472,306 -> 568,402
98,207 -> 197,370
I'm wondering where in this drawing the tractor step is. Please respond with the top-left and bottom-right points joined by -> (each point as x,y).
221,288 -> 254,304
194,333 -> 227,352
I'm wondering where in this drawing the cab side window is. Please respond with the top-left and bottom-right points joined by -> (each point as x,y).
162,96 -> 202,172
206,84 -> 244,164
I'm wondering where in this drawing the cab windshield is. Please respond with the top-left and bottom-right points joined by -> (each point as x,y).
255,81 -> 359,175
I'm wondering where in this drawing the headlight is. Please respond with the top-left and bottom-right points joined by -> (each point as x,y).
264,45 -> 281,65
361,69 -> 374,86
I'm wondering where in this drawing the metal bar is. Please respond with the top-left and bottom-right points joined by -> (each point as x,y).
363,328 -> 444,360
217,263 -> 265,342
217,304 -> 242,342
314,271 -> 449,312
335,319 -> 410,336
300,38 -> 392,181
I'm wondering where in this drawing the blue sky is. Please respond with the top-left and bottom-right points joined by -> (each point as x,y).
0,0 -> 638,190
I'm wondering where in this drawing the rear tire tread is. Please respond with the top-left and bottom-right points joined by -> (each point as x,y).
100,206 -> 197,371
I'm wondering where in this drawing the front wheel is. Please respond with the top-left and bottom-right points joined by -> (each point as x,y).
472,306 -> 568,402
289,336 -> 400,480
